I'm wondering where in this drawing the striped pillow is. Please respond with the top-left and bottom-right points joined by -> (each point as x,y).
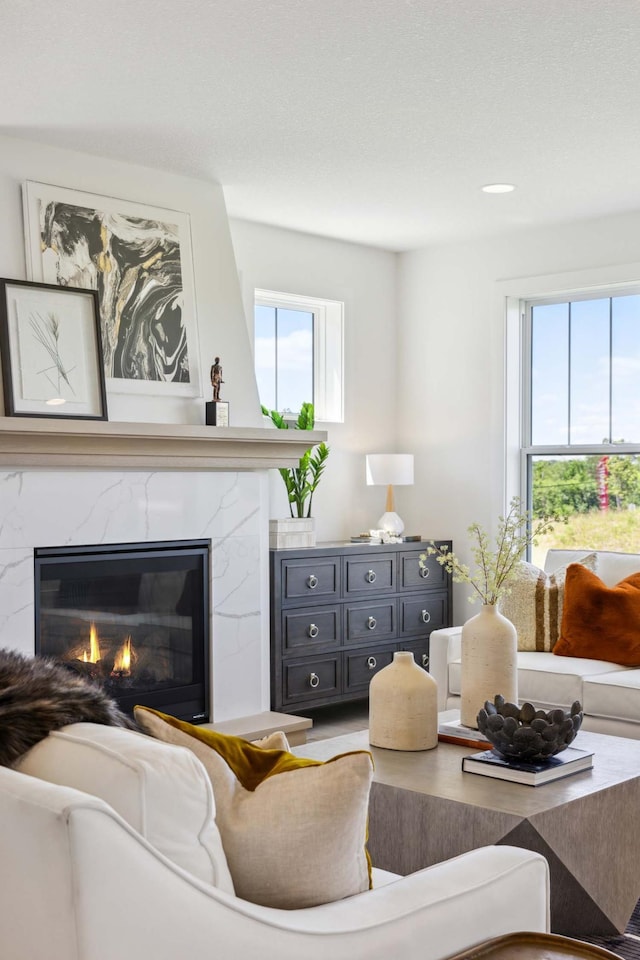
499,554 -> 597,652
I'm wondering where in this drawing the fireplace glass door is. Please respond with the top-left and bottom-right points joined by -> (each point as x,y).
35,539 -> 210,722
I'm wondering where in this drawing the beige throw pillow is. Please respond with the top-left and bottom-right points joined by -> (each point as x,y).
135,707 -> 373,909
250,730 -> 290,750
499,553 -> 597,651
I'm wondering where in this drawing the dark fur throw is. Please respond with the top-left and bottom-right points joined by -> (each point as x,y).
0,649 -> 136,767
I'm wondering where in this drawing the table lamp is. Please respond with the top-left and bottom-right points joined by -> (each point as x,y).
365,453 -> 414,536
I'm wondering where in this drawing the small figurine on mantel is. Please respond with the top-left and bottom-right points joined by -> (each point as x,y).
210,357 -> 223,401
206,356 -> 229,426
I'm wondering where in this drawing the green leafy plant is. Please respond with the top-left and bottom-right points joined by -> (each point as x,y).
421,497 -> 561,605
261,402 -> 330,518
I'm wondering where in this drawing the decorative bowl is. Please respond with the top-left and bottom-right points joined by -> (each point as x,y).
476,695 -> 583,762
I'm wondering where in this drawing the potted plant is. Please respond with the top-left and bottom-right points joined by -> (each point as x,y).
262,402 -> 330,547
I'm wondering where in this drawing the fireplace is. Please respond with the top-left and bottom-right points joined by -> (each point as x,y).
34,539 -> 210,722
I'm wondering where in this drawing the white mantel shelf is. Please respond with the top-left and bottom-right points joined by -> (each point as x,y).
0,417 -> 328,471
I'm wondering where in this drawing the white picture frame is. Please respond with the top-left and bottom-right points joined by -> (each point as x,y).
0,279 -> 108,420
22,181 -> 201,398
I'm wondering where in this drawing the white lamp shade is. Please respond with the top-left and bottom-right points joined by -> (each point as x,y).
366,454 -> 414,487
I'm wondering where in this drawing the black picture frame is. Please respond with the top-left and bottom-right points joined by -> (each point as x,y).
0,278 -> 108,420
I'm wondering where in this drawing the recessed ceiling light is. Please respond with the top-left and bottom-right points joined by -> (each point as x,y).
481,183 -> 516,194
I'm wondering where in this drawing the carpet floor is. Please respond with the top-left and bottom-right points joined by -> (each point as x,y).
582,899 -> 640,960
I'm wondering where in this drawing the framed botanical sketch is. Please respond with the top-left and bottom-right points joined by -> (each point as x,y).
0,278 -> 108,420
22,181 -> 202,398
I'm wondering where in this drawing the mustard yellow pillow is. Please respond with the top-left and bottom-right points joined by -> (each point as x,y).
134,706 -> 373,909
554,564 -> 640,665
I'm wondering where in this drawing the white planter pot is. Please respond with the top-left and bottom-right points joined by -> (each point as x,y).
460,604 -> 518,728
269,517 -> 316,549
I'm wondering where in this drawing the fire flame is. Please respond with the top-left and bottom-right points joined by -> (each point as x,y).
82,623 -> 101,663
112,635 -> 136,677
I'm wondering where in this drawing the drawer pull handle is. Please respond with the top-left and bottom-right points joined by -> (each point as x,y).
366,569 -> 377,584
367,616 -> 377,630
307,574 -> 319,589
419,566 -> 430,579
367,656 -> 377,670
421,654 -> 429,668
309,672 -> 320,689
308,623 -> 319,639
421,609 -> 431,624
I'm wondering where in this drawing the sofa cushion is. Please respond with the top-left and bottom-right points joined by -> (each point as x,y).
545,549 -> 640,587
499,554 -> 597,652
135,705 -> 374,910
555,565 -> 640,665
583,670 -> 640,724
16,722 -> 234,893
449,651 -> 626,711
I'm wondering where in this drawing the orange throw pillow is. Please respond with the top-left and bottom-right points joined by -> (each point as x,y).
554,564 -> 640,665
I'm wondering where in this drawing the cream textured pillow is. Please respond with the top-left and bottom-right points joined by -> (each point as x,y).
499,553 -> 597,651
135,707 -> 373,909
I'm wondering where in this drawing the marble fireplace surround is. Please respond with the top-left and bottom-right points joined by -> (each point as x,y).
0,418 -> 326,721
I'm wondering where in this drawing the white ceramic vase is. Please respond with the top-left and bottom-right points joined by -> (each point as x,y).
460,604 -> 517,729
369,651 -> 438,751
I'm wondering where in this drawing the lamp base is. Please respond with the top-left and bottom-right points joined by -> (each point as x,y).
377,511 -> 404,536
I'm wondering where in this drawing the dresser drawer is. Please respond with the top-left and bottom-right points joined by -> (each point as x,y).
344,554 -> 395,594
344,645 -> 395,691
396,637 -> 430,671
281,558 -> 340,602
283,656 -> 340,703
282,606 -> 340,653
400,547 -> 449,591
345,600 -> 395,641
400,593 -> 448,636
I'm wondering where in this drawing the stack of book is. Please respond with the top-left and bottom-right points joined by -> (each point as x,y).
461,746 -> 594,786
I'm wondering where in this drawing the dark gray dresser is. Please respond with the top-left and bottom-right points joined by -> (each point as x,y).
269,540 -> 452,713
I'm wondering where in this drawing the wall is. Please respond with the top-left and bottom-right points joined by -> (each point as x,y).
229,218 -> 400,541
0,133 -> 261,427
397,210 -> 640,622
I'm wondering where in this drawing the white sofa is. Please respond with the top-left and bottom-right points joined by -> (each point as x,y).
430,549 -> 640,739
0,721 -> 549,960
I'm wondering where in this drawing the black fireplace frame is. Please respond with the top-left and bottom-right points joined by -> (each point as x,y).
34,539 -> 211,723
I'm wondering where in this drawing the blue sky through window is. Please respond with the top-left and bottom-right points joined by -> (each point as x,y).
531,294 -> 640,445
254,305 -> 313,414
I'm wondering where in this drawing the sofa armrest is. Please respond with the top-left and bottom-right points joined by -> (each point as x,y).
430,626 -> 462,711
70,809 -> 550,960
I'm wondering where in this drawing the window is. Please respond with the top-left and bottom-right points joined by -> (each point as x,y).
254,290 -> 343,422
522,289 -> 640,564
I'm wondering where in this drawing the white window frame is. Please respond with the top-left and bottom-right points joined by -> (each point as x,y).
500,263 -> 640,515
254,288 -> 344,423
521,286 -> 640,513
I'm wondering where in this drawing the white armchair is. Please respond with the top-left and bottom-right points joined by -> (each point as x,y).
0,723 -> 550,960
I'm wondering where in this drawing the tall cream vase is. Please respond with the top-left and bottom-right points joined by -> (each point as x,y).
460,604 -> 517,729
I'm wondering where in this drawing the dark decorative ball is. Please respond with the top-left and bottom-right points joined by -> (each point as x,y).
476,695 -> 583,762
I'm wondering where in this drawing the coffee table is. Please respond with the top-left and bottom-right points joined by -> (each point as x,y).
293,725 -> 640,937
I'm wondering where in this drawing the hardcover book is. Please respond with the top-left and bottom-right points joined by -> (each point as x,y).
437,717 -> 491,750
461,746 -> 594,786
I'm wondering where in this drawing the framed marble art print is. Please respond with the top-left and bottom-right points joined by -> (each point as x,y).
0,278 -> 107,420
22,181 -> 202,398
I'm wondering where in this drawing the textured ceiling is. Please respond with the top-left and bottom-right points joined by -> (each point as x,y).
3,0 -> 640,251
